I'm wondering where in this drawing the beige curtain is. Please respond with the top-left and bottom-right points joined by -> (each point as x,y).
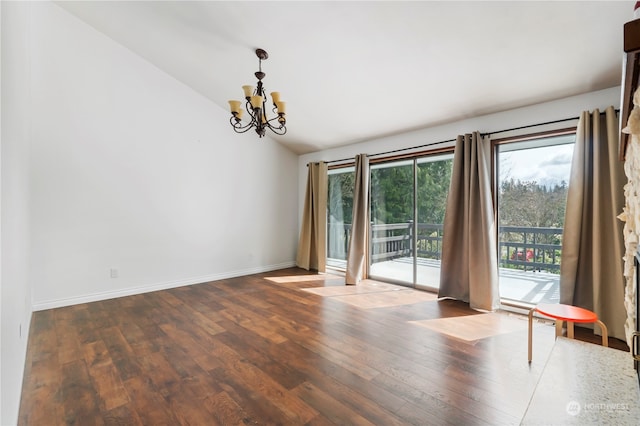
296,162 -> 328,272
346,154 -> 369,284
439,132 -> 499,311
560,106 -> 626,340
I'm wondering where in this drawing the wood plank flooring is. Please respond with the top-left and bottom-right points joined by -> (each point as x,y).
18,268 -> 628,425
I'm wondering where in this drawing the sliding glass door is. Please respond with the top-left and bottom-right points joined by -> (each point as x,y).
327,167 -> 355,270
369,160 -> 415,284
327,132 -> 571,304
368,154 -> 453,288
415,154 -> 453,289
496,133 -> 575,305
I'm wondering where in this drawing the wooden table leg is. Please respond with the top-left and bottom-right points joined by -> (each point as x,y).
567,321 -> 574,339
596,319 -> 608,347
528,308 -> 535,363
555,319 -> 563,338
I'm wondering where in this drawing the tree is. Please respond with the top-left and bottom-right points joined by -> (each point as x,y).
370,164 -> 414,224
328,171 -> 354,224
498,178 -> 568,268
417,160 -> 452,224
498,178 -> 568,229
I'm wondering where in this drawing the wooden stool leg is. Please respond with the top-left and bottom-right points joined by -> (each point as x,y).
567,321 -> 574,339
596,319 -> 608,347
528,308 -> 534,363
555,319 -> 563,338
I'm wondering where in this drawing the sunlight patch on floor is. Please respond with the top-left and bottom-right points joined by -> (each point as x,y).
409,312 -> 539,341
265,273 -> 344,283
303,279 -> 437,308
302,279 -> 405,296
330,290 -> 438,308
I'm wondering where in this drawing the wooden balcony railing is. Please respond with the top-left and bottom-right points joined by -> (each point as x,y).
327,221 -> 563,273
499,226 -> 563,273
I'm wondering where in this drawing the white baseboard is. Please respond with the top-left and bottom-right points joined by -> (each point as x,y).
32,261 -> 296,311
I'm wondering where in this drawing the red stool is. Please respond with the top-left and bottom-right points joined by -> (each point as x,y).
528,303 -> 608,363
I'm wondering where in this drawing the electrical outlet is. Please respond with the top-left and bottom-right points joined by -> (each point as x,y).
110,268 -> 119,278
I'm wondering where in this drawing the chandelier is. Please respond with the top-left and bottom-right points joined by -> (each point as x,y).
228,48 -> 286,137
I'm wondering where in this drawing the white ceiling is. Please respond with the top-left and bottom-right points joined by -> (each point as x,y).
56,1 -> 634,154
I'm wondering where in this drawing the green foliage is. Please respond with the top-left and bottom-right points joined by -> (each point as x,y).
371,164 -> 414,224
330,166 -> 568,231
328,161 -> 569,269
498,179 -> 568,269
370,159 -> 453,225
417,160 -> 452,224
328,171 -> 354,224
498,178 -> 568,228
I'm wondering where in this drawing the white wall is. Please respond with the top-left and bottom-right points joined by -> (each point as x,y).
0,2 -> 299,421
298,86 -> 622,220
1,2 -> 33,425
28,1 -> 299,310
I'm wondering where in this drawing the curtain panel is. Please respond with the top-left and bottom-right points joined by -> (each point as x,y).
560,106 -> 626,340
439,132 -> 499,311
346,154 -> 370,284
296,162 -> 328,272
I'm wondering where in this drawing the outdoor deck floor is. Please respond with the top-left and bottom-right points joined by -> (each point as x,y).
329,257 -> 560,306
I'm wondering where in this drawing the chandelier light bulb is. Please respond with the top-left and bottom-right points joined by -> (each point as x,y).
242,85 -> 254,99
228,100 -> 241,113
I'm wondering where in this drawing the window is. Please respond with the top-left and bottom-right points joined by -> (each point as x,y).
495,132 -> 575,306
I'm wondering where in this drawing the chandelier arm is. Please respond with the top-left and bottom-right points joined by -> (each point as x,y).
265,120 -> 287,135
243,100 -> 263,125
245,99 -> 256,116
232,126 -> 255,134
265,115 -> 284,125
229,116 -> 255,133
229,112 -> 260,132
268,125 -> 287,136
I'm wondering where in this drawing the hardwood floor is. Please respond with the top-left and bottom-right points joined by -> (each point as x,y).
18,268 -> 628,425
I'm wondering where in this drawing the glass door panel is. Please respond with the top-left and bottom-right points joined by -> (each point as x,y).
327,167 -> 355,270
496,134 -> 575,305
368,154 -> 453,287
416,154 -> 453,290
369,160 -> 415,285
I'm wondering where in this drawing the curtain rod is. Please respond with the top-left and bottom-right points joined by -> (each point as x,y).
483,108 -> 619,137
481,115 -> 579,138
319,108 -> 619,165
323,137 -> 456,165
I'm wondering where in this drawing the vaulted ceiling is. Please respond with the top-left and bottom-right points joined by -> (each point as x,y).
56,1 -> 634,154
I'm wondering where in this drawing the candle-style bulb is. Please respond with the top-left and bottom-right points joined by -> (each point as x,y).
228,100 -> 241,113
250,95 -> 263,109
242,85 -> 254,99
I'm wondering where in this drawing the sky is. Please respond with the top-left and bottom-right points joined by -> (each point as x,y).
499,144 -> 574,188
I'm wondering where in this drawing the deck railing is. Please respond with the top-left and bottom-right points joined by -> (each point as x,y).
327,221 -> 563,273
499,226 -> 563,273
